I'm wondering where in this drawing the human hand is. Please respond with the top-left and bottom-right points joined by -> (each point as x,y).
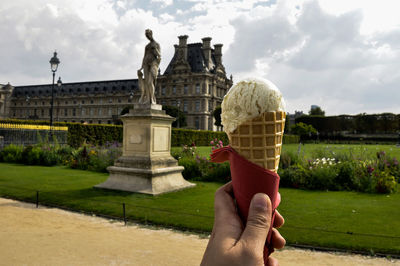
201,182 -> 285,266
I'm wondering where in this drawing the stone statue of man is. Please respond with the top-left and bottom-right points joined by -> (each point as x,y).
138,29 -> 161,104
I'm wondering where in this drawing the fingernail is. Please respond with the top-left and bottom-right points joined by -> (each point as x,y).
252,193 -> 269,211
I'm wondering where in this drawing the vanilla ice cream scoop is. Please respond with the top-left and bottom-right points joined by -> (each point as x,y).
221,78 -> 285,134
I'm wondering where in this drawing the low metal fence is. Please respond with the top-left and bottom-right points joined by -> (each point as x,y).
0,123 -> 68,146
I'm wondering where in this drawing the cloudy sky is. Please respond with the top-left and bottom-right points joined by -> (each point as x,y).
1,0 -> 400,115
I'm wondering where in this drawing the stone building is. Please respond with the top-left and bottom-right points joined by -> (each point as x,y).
4,35 -> 232,130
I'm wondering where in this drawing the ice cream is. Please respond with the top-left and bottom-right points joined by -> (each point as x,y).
221,78 -> 285,135
221,78 -> 286,172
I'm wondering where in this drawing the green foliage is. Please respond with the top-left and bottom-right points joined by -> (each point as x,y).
291,122 -> 317,140
162,105 -> 187,128
178,157 -> 202,180
0,144 -> 23,163
212,106 -> 222,127
295,113 -> 400,140
309,106 -> 325,116
278,147 -> 399,194
282,134 -> 300,144
171,128 -> 228,147
67,123 -> 123,148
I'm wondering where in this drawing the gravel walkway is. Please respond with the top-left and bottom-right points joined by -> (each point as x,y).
0,198 -> 398,266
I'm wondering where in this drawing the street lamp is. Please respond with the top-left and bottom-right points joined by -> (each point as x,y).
56,77 -> 62,122
49,51 -> 60,136
177,101 -> 181,128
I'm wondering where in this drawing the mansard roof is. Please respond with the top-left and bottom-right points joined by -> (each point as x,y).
12,79 -> 139,98
163,43 -> 217,75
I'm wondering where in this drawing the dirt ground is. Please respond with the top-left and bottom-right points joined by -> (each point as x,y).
0,197 -> 398,266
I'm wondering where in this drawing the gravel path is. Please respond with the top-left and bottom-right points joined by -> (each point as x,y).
0,198 -> 398,266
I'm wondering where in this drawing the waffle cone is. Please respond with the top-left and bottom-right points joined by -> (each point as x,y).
228,111 -> 286,172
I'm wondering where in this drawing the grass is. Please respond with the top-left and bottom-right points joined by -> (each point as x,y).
172,143 -> 400,160
0,162 -> 399,255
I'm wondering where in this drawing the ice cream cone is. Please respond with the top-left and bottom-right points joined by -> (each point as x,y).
228,111 -> 286,172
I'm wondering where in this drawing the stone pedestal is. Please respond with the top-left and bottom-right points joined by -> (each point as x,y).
95,104 -> 195,195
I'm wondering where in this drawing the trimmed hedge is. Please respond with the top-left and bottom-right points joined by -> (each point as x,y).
0,119 -> 299,147
171,128 -> 228,146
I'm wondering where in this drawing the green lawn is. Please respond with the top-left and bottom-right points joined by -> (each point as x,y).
172,143 -> 400,160
0,162 -> 399,255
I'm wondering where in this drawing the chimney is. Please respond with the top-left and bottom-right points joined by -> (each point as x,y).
202,37 -> 212,69
178,35 -> 188,61
214,44 -> 223,66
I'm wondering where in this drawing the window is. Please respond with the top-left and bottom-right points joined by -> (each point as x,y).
172,86 -> 176,95
82,108 -> 85,116
161,100 -> 166,106
209,101 -> 213,112
73,100 -> 77,104
73,108 -> 76,116
90,100 -> 94,104
118,98 -> 121,103
64,109 -> 67,116
183,100 -> 188,112
195,117 -> 200,129
184,85 -> 188,94
41,109 -> 44,116
98,120 -> 102,124
208,84 -> 211,94
172,100 -> 176,106
99,99 -> 103,104
82,100 -> 85,104
108,108 -> 112,115
90,108 -> 94,116
196,84 -> 200,94
195,100 -> 200,111
162,87 -> 166,95
99,108 -> 102,115
108,98 -> 112,103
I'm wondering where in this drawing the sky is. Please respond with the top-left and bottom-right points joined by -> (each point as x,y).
1,0 -> 400,115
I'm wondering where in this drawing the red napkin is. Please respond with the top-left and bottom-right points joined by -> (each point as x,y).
211,146 -> 281,264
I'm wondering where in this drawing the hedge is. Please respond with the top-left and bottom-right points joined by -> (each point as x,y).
0,119 -> 299,147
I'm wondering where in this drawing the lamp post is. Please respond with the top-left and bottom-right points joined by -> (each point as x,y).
49,51 -> 60,136
56,77 -> 62,122
177,101 -> 181,128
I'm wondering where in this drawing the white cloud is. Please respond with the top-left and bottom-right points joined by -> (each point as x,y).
1,0 -> 400,115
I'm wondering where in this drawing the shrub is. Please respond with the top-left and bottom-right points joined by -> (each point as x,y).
336,161 -> 356,190
179,157 -> 201,180
0,144 -> 23,163
279,150 -> 301,169
279,163 -> 310,189
21,145 -> 43,165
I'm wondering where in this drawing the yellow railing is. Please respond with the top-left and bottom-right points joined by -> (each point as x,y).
0,123 -> 68,131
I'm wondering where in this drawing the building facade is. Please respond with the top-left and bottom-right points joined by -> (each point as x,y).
2,35 -> 232,131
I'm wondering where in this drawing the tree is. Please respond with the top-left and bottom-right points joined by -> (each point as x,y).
213,106 -> 222,127
291,122 -> 317,140
162,105 -> 187,128
309,106 -> 325,116
120,106 -> 130,116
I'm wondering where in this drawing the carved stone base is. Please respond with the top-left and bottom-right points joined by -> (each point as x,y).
94,104 -> 195,195
95,165 -> 195,195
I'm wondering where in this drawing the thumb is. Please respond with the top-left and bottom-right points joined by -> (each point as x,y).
240,193 -> 272,251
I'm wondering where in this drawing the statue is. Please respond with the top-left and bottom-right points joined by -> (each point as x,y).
138,29 -> 161,105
